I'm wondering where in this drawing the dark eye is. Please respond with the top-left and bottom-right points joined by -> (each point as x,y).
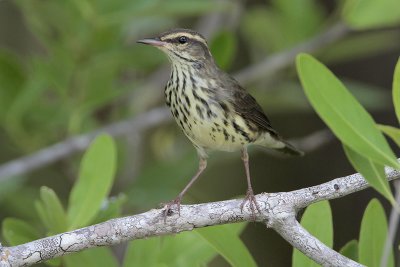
178,36 -> 188,44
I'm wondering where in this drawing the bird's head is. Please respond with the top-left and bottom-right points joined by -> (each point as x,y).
137,28 -> 213,67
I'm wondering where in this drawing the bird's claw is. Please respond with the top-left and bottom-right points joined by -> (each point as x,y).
162,197 -> 182,223
240,189 -> 261,220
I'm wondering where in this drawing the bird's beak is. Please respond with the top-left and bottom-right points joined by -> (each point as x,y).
137,38 -> 166,47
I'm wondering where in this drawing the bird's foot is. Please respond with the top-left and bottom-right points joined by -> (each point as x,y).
162,196 -> 182,223
240,188 -> 261,220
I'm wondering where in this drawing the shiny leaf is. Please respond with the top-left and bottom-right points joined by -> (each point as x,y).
339,240 -> 358,262
379,125 -> 400,147
359,199 -> 394,267
296,54 -> 400,170
393,58 -> 400,123
292,201 -> 333,267
195,223 -> 256,267
64,247 -> 118,267
67,134 -> 117,229
344,145 -> 395,205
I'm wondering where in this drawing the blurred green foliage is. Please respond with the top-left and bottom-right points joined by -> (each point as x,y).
0,0 -> 399,266
343,0 -> 400,29
3,135 -> 120,266
1,0 -> 228,152
242,0 -> 324,54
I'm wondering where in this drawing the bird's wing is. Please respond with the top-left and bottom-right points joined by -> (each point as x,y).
215,73 -> 279,136
231,88 -> 278,136
213,74 -> 304,155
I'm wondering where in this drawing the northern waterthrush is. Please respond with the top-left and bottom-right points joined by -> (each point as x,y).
138,29 -> 303,219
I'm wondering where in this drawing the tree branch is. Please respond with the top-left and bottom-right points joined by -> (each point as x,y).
274,217 -> 361,267
1,164 -> 398,267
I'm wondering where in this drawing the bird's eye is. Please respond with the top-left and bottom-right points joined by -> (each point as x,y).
178,36 -> 188,44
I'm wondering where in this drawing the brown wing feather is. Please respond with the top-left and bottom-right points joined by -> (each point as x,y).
212,73 -> 277,135
228,82 -> 279,137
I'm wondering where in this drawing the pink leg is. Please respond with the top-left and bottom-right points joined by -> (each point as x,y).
240,147 -> 261,219
163,157 -> 207,222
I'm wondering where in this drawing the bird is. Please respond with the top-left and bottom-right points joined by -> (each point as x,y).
137,28 -> 303,220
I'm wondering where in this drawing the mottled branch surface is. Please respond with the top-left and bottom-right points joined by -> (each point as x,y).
1,166 -> 399,267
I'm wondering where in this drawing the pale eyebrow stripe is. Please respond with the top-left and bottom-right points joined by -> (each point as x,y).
161,33 -> 207,45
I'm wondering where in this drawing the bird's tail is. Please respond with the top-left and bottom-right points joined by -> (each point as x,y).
275,139 -> 304,156
256,133 -> 304,156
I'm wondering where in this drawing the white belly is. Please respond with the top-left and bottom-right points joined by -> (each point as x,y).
177,104 -> 257,154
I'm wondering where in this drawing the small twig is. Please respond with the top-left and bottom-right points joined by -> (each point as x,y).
1,164 -> 399,267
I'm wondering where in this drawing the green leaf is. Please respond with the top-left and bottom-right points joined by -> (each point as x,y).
292,201 -> 333,267
359,199 -> 394,267
379,125 -> 400,147
343,145 -> 395,205
157,231 -> 217,266
343,0 -> 400,29
210,31 -> 237,70
195,223 -> 256,267
339,240 -> 358,262
2,218 -> 39,245
123,238 -> 161,267
44,258 -> 62,267
123,223 -> 248,267
296,54 -> 400,170
36,186 -> 68,234
393,58 -> 400,123
124,233 -> 215,267
35,200 -> 50,230
67,134 -> 117,229
64,247 -> 118,267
